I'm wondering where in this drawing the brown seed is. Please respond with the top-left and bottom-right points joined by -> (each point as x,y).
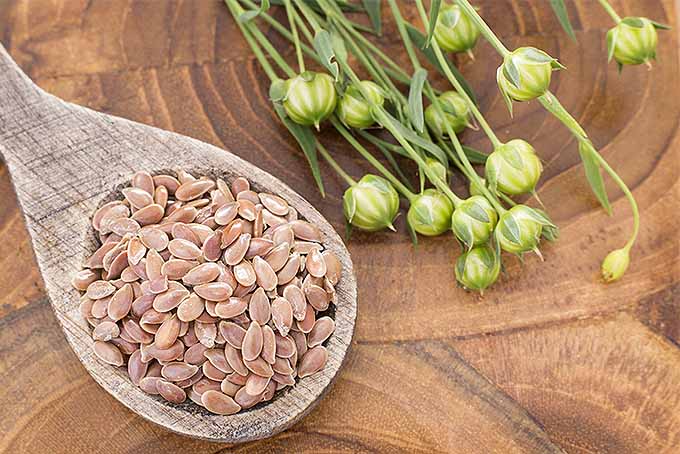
93,341 -> 124,366
322,251 -> 342,285
248,288 -> 271,325
265,243 -> 290,273
72,269 -> 99,291
307,316 -> 335,348
183,262 -> 220,286
305,284 -> 329,311
233,260 -> 256,287
234,386 -> 262,409
161,259 -> 197,280
220,219 -> 244,249
157,380 -> 186,404
109,218 -> 140,237
123,319 -> 154,344
162,362 -> 199,382
276,253 -> 300,285
187,387 -> 204,406
245,374 -> 270,396
131,204 -> 165,226
108,284 -> 133,321
172,223 -> 201,246
155,315 -> 180,350
274,334 -> 296,359
231,177 -> 250,195
127,350 -> 148,386
189,223 -> 214,243
193,377 -> 222,395
139,376 -> 162,395
154,185 -> 169,208
204,349 -> 232,374
132,171 -> 155,195
202,230 -> 222,262
271,297 -> 293,336
92,201 -> 128,231
292,241 -> 322,255
194,321 -> 217,348
104,251 -> 129,280
176,179 -> 216,201
242,322 -> 263,362
283,285 -> 306,321
289,220 -> 322,242
91,297 -> 110,319
253,256 -> 278,291
184,343 -> 209,365
214,202 -> 239,226
214,298 -> 248,319
175,370 -> 204,389
177,294 -> 204,322
272,226 -> 295,247
244,356 -> 274,378
122,187 -> 153,209
272,372 -> 296,386
99,205 -> 131,234
306,248 -> 327,278
153,289 -> 190,312
153,174 -> 181,194
291,330 -> 308,358
262,379 -> 277,401
220,379 -> 241,397
298,346 -> 328,378
139,227 -> 169,251
92,321 -> 120,341
111,337 -> 138,355
259,193 -> 289,216
164,205 -> 199,224
227,372 -> 249,386
261,325 -> 277,364
297,304 -> 316,334
168,238 -> 202,260
219,322 -> 246,349
272,356 -> 293,375
79,296 -> 94,320
223,233 -> 251,266
224,344 -> 249,376
202,360 -> 227,381
262,210 -> 287,228
86,280 -> 116,300
86,242 -> 118,269
145,340 -> 184,363
194,282 -> 233,301
201,390 -> 241,415
245,238 -> 274,259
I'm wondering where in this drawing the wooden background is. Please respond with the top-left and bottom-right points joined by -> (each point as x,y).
0,0 -> 678,452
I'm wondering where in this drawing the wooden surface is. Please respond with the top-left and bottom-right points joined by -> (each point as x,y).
0,39 -> 357,443
0,0 -> 678,452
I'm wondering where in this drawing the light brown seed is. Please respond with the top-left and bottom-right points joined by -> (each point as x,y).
154,185 -> 168,208
223,233 -> 251,266
237,199 -> 257,221
245,374 -> 270,396
272,226 -> 295,247
194,321 -> 217,348
176,179 -> 216,201
305,284 -> 329,311
109,218 -> 140,237
93,341 -> 124,366
283,285 -> 306,321
274,334 -> 296,359
214,298 -> 248,319
123,319 -> 154,344
148,275 -> 169,294
233,260 -> 256,287
245,238 -> 274,259
162,362 -> 199,382
72,269 -> 99,291
157,380 -> 186,404
126,350 -> 147,386
79,296 -> 94,320
107,284 -> 133,321
153,289 -> 190,312
153,174 -> 181,194
86,242 -> 118,269
172,223 -> 201,246
291,330 -> 308,358
193,377 -> 222,395
202,230 -> 222,262
164,206 -> 198,224
271,297 -> 293,336
155,315 -> 180,349
168,238 -> 202,260
145,340 -> 184,363
244,356 -> 273,378
298,346 -> 328,378
92,201 -> 127,231
202,360 -> 227,381
276,253 -> 300,285
175,370 -> 204,389
86,280 -> 116,300
265,243 -> 290,272
297,304 -> 316,334
104,251 -> 129,280
91,297 -> 110,319
248,288 -> 270,325
242,322 -> 263,362
214,202 -> 239,226
131,204 -> 164,226
234,386 -> 261,409
92,321 -> 120,341
204,349 -> 232,374
259,193 -> 289,216
292,240 -> 322,255
231,177 -> 249,195
139,227 -> 169,251
111,337 -> 138,356
187,387 -> 204,406
261,325 -> 276,364
220,379 -> 241,397
139,376 -> 162,395
219,322 -> 246,349
99,205 -> 131,234
273,356 -> 293,375
122,187 -> 154,209
177,294 -> 204,322
307,316 -> 335,348
188,223 -> 214,243
236,190 -> 260,204
224,344 -> 249,376
201,390 -> 241,415
160,259 -> 197,280
272,372 -> 296,386
253,256 -> 278,291
185,343 -> 209,365
262,379 -> 277,401
306,248 -> 327,278
227,372 -> 249,386
262,209 -> 287,228
194,282 -> 233,301
132,171 -> 154,195
289,220 -> 322,242
182,262 -> 220,286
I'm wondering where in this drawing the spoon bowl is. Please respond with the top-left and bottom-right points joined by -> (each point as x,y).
0,44 -> 356,443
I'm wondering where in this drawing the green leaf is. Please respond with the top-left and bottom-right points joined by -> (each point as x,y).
271,83 -> 324,196
650,20 -> 672,30
269,0 -> 362,13
405,23 -> 478,106
378,109 -> 448,167
406,217 -> 419,246
331,30 -> 348,64
523,48 -> 554,63
621,17 -> 645,28
457,223 -> 473,249
548,0 -> 577,41
361,0 -> 382,35
503,58 -> 521,89
501,214 -> 521,244
269,78 -> 287,103
525,207 -> 557,228
408,69 -> 428,134
462,145 -> 488,164
238,0 -> 270,22
578,141 -> 612,215
313,30 -> 339,80
425,0 -> 442,48
606,29 -> 617,63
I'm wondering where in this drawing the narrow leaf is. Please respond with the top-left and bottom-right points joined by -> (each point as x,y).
462,145 -> 488,164
330,30 -> 348,64
548,0 -> 577,41
650,20 -> 672,30
405,23 -> 478,106
379,109 -> 448,166
361,0 -> 382,35
621,17 -> 645,28
408,69 -> 428,133
503,58 -> 521,89
425,0 -> 442,48
606,29 -> 617,62
238,0 -> 270,22
578,141 -> 611,215
313,30 -> 339,80
269,0 -> 362,13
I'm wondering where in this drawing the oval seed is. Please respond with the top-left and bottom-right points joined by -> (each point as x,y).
86,280 -> 116,300
244,356 -> 273,378
271,297 -> 293,336
155,315 -> 180,349
139,227 -> 169,251
214,202 -> 239,226
194,282 -> 233,301
132,171 -> 154,195
108,284 -> 133,321
298,346 -> 328,378
182,262 -> 220,286
177,294 -> 204,322
176,179 -> 216,201
214,298 -> 248,319
139,376 -> 162,395
223,233 -> 251,266
157,380 -> 186,404
307,316 -> 335,348
92,321 -> 120,341
93,341 -> 124,366
201,390 -> 241,415
306,248 -> 327,278
289,220 -> 322,242
242,322 -> 263,362
224,344 -> 249,376
219,322 -> 246,349
204,349 -> 232,374
261,326 -> 276,364
168,238 -> 202,260
162,362 -> 199,382
253,256 -> 277,291
248,288 -> 270,325
131,204 -> 164,226
259,193 -> 289,216
122,187 -> 153,209
245,374 -> 270,396
283,285 -> 306,321
202,230 -> 223,262
127,350 -> 148,386
184,343 -> 209,365
72,269 -> 99,291
233,260 -> 256,287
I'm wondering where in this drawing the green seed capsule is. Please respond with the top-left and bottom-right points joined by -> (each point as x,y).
424,91 -> 471,138
424,157 -> 448,184
497,47 -> 563,104
434,4 -> 480,54
485,139 -> 543,195
283,71 -> 337,129
336,80 -> 384,129
601,248 -> 630,282
455,244 -> 501,292
495,205 -> 552,255
407,189 -> 454,236
343,174 -> 400,232
451,196 -> 498,249
607,17 -> 659,67
469,178 -> 486,197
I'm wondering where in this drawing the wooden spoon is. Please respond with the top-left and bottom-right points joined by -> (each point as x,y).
0,44 -> 356,443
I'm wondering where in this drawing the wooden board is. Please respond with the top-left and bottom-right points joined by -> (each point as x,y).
0,0 -> 678,452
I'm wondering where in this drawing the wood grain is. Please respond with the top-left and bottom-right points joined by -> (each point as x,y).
0,0 -> 678,452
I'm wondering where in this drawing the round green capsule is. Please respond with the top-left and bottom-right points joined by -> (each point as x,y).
433,4 -> 480,54
485,139 -> 542,195
336,80 -> 384,129
455,244 -> 501,291
451,196 -> 498,249
424,91 -> 471,138
407,189 -> 454,236
283,71 -> 337,129
495,205 -> 545,255
497,47 -> 562,102
343,174 -> 400,232
607,17 -> 659,67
